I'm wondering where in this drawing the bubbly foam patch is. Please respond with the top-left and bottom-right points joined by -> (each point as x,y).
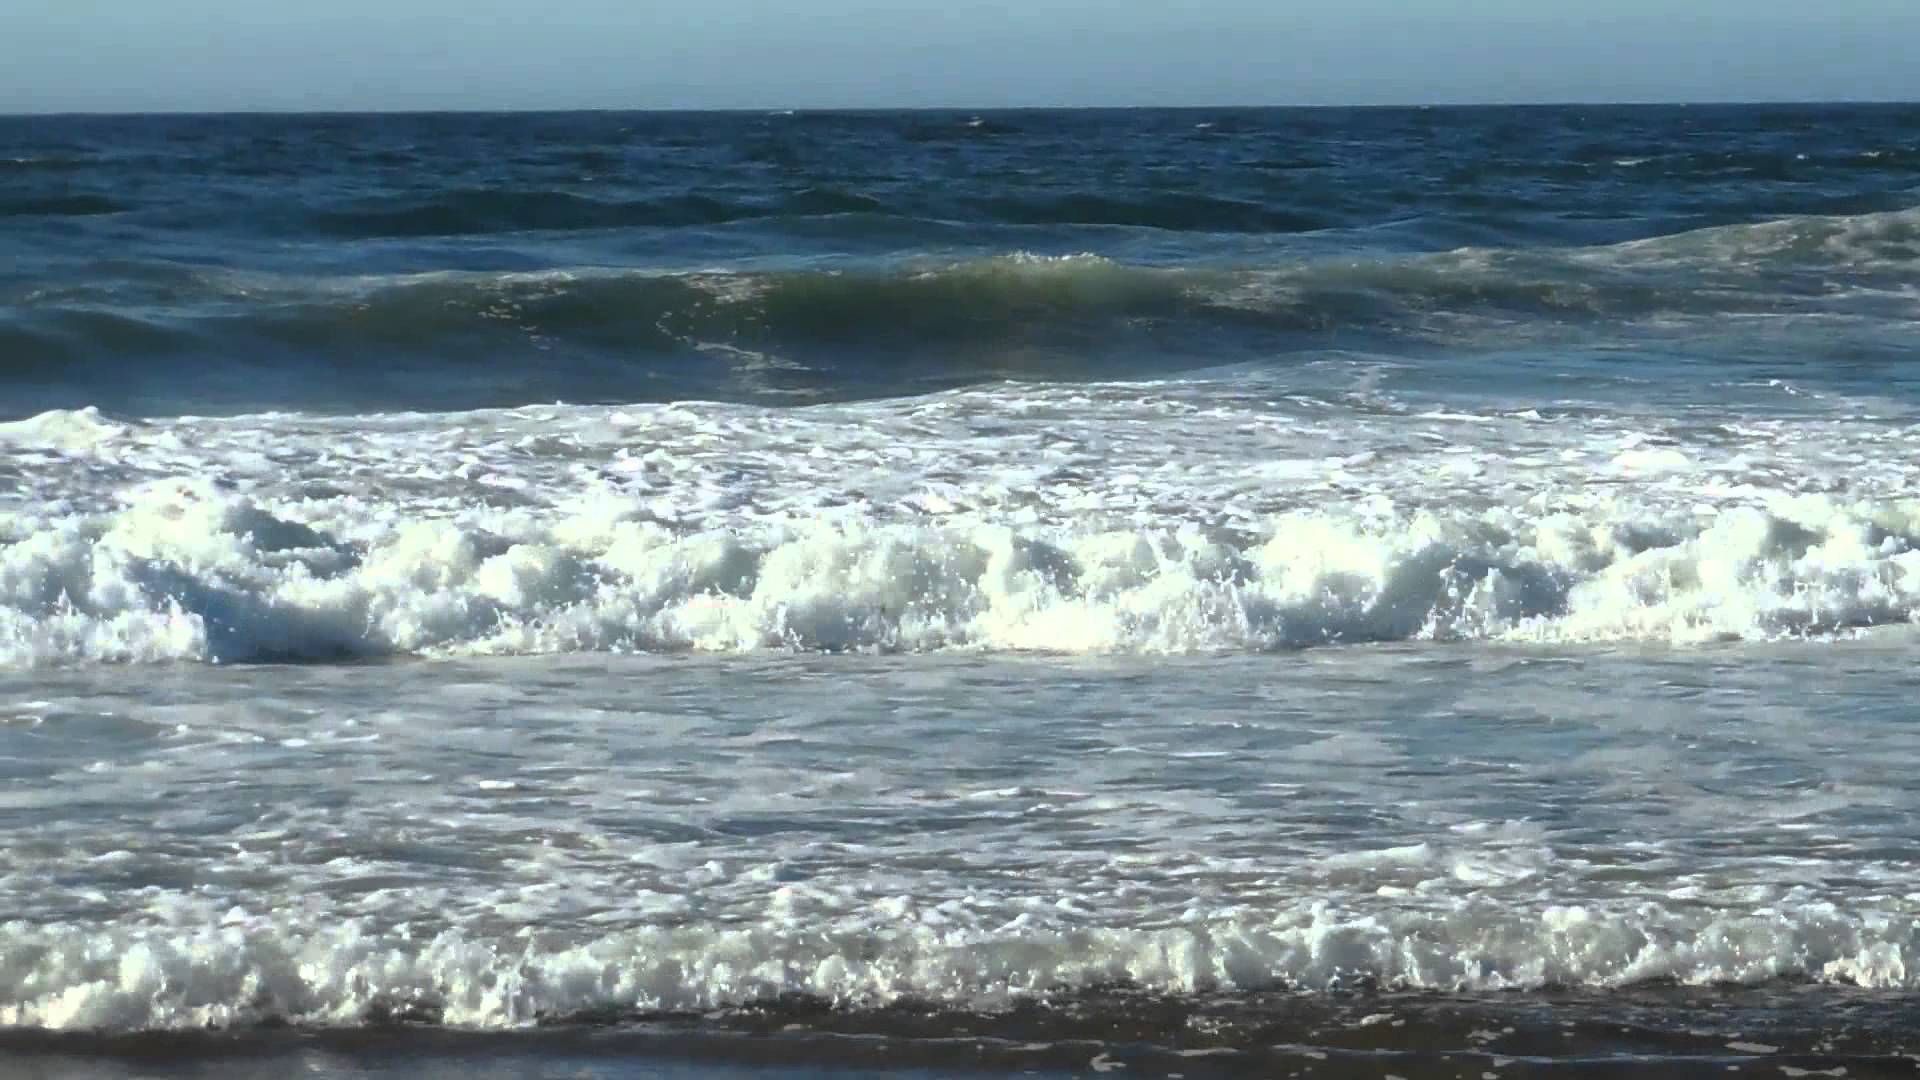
3,374 -> 1920,664
0,406 -> 136,451
1,900 -> 1910,1031
4,481 -> 1920,664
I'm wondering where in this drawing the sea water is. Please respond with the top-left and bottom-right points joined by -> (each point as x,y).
3,106 -> 1920,1077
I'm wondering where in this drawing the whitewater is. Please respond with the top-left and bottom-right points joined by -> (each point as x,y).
6,366 -> 1920,665
4,105 -> 1920,1077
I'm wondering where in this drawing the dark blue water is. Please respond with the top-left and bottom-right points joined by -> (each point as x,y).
4,105 -> 1918,414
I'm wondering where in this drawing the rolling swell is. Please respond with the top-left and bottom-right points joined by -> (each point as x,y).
0,258 -> 1239,411
308,187 -> 890,237
965,191 -> 1338,233
303,186 -> 1335,239
0,194 -> 128,217
3,207 -> 1914,414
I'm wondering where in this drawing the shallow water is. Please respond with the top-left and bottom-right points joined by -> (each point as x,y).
3,648 -> 1920,1074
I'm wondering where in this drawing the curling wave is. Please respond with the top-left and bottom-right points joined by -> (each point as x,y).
4,206 -> 1915,412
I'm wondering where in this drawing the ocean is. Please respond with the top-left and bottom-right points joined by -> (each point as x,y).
2,104 -> 1919,1078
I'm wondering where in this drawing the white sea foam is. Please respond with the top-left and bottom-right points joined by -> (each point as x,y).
3,483 -> 1920,664
1599,205 -> 1920,271
0,406 -> 137,451
3,379 -> 1919,665
0,899 -> 1909,1031
0,598 -> 1910,1037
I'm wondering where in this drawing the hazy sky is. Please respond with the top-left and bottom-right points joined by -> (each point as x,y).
6,1 -> 1919,113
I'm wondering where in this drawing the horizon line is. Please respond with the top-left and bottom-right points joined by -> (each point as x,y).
3,97 -> 1918,119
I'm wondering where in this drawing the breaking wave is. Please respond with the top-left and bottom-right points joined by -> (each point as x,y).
1,899 -> 1912,1032
2,473 -> 1917,666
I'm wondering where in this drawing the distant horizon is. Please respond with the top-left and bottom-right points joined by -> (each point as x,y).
6,97 -> 1919,119
10,3 -> 1919,116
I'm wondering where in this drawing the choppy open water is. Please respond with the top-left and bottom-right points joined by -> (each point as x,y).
4,105 -> 1920,1077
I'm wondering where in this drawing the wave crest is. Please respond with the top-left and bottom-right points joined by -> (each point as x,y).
4,479 -> 1918,666
4,206 -> 1914,411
